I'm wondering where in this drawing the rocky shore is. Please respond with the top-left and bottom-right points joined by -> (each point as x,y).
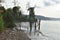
0,28 -> 31,40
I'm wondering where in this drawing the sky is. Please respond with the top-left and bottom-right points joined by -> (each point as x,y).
1,0 -> 60,18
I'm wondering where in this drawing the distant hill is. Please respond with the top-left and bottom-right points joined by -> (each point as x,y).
35,15 -> 60,21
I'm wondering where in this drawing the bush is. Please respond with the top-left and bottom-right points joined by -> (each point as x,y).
3,11 -> 16,28
0,13 -> 5,32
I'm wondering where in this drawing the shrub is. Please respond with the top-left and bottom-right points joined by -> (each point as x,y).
3,11 -> 16,28
0,13 -> 5,32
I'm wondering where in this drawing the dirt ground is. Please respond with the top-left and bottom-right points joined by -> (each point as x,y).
0,28 -> 31,40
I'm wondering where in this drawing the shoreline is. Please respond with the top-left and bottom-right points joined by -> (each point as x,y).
0,28 -> 31,40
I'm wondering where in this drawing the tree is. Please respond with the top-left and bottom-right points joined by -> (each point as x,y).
0,13 -> 5,32
0,0 -> 4,6
0,6 -> 5,32
0,6 -> 5,13
18,9 -> 22,28
13,6 -> 20,21
28,7 -> 36,33
3,8 -> 15,28
13,6 -> 22,28
13,6 -> 20,13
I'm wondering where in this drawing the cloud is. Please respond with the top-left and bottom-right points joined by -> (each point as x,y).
44,1 -> 51,6
52,0 -> 60,3
44,0 -> 56,6
35,4 -> 60,18
44,0 -> 60,7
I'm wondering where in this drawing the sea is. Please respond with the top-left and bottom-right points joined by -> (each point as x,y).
15,20 -> 60,40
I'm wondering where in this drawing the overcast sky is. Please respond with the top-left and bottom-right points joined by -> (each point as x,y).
1,0 -> 60,18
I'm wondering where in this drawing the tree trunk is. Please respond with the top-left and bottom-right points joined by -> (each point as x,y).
29,22 -> 32,33
19,22 -> 21,29
38,20 -> 41,30
35,21 -> 36,31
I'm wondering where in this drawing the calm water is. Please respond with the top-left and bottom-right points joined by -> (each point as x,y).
28,21 -> 60,40
15,21 -> 60,40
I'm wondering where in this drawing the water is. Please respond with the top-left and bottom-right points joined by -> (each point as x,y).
40,21 -> 60,40
27,21 -> 60,40
15,21 -> 60,40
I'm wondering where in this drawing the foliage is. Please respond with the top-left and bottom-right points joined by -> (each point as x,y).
28,7 -> 37,32
0,7 -> 5,32
13,6 -> 20,13
28,7 -> 37,22
0,6 -> 5,13
0,13 -> 5,32
0,7 -> 16,32
3,8 -> 15,28
0,6 -> 37,32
